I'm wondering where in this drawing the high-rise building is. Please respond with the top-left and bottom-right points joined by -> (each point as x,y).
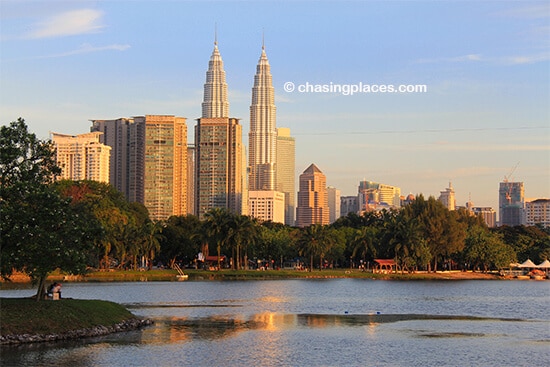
438,182 -> 456,211
472,207 -> 497,228
91,118 -> 134,197
195,117 -> 244,218
340,196 -> 359,217
499,181 -> 525,226
202,39 -> 229,119
327,186 -> 341,224
51,131 -> 111,183
135,115 -> 187,221
186,145 -> 195,215
248,190 -> 285,224
195,41 -> 244,218
249,44 -> 277,191
276,127 -> 295,226
358,180 -> 401,211
296,164 -> 329,227
525,198 -> 550,227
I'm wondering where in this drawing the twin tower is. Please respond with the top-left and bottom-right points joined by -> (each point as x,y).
196,39 -> 295,223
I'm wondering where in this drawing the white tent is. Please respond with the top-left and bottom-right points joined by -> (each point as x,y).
537,259 -> 550,269
519,259 -> 537,268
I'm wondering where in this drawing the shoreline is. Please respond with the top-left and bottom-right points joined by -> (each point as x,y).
1,269 -> 504,285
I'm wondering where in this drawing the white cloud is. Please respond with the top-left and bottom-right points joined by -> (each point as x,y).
38,43 -> 130,58
25,9 -> 104,39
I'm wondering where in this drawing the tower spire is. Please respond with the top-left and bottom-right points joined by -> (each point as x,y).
262,29 -> 265,50
214,23 -> 218,46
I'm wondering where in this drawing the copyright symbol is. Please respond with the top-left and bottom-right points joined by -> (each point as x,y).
284,82 -> 295,92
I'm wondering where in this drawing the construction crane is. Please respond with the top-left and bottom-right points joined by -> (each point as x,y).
503,162 -> 520,203
503,162 -> 520,183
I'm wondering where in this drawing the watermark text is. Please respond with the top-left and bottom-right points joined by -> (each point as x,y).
283,81 -> 427,95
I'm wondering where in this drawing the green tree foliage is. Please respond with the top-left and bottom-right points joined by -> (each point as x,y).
0,119 -> 101,300
55,180 -> 150,270
464,225 -> 516,271
203,208 -> 233,270
160,215 -> 202,268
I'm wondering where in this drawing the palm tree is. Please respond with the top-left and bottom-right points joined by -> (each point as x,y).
297,225 -> 334,271
203,208 -> 232,270
227,215 -> 259,269
141,221 -> 164,270
351,226 -> 378,265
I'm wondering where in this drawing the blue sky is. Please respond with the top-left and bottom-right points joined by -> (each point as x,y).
1,0 -> 549,215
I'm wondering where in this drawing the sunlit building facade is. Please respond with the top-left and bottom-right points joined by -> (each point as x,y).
51,131 -> 111,183
249,44 -> 277,191
275,127 -> 295,226
195,41 -> 244,218
248,190 -> 285,224
525,199 -> 550,228
296,164 -> 329,227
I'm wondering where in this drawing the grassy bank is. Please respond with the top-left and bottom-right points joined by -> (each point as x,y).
1,268 -> 501,287
77,268 -> 501,281
0,298 -> 135,336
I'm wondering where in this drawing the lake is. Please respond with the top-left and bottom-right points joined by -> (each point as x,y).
1,279 -> 549,366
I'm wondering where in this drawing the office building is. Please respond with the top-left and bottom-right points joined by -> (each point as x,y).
249,44 -> 277,191
327,186 -> 341,224
499,181 -> 525,226
248,190 -> 285,224
358,180 -> 401,211
195,40 -> 244,218
438,182 -> 456,210
51,131 -> 110,183
525,199 -> 550,227
340,196 -> 359,217
276,127 -> 295,225
296,164 -> 329,227
91,118 -> 134,197
472,207 -> 497,228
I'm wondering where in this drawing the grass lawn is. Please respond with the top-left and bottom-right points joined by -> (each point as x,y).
0,298 -> 135,336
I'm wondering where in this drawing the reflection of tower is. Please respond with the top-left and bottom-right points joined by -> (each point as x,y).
499,181 -> 525,226
195,39 -> 244,218
249,42 -> 277,191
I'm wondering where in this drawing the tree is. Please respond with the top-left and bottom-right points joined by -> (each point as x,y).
296,225 -> 336,271
160,215 -> 202,268
464,225 -> 516,272
226,215 -> 259,269
1,119 -> 101,300
203,208 -> 233,270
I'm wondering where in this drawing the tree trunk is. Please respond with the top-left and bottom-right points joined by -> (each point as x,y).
35,275 -> 47,301
310,255 -> 313,272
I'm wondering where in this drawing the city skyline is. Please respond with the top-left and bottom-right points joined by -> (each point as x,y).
1,1 -> 548,214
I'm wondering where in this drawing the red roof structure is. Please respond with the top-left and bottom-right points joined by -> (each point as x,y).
373,259 -> 397,273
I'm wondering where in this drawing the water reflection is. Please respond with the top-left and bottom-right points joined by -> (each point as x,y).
137,312 -> 525,344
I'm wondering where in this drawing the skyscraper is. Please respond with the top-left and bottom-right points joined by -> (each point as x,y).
91,118 -> 134,197
195,40 -> 244,218
92,115 -> 187,221
499,181 -> 525,226
296,164 -> 329,227
202,39 -> 229,119
134,115 -> 187,221
276,127 -> 295,226
51,131 -> 111,183
327,186 -> 341,224
438,182 -> 456,211
249,43 -> 277,191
